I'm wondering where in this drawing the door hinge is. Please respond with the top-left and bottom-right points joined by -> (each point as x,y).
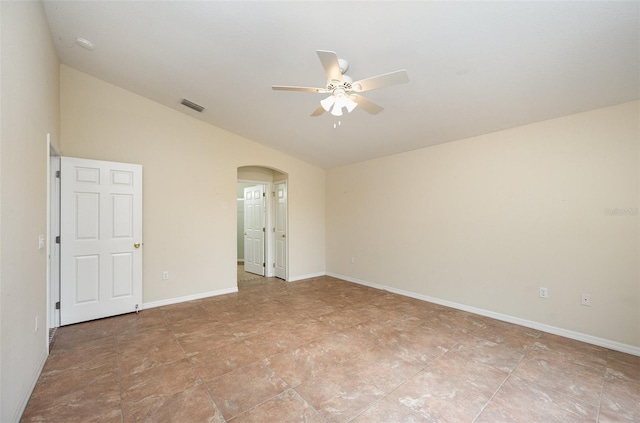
55,301 -> 60,310
262,192 -> 266,197
55,236 -> 60,244
263,263 -> 266,268
263,227 -> 265,232
55,170 -> 60,178
273,263 -> 275,268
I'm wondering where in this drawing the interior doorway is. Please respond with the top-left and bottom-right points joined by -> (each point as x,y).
47,136 -> 61,336
237,166 -> 288,281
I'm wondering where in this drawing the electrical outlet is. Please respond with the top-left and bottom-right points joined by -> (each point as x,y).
35,315 -> 38,332
581,294 -> 591,306
539,287 -> 548,299
38,235 -> 45,250
350,257 -> 355,264
162,271 -> 169,280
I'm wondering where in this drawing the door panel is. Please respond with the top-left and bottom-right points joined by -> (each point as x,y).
75,255 -> 99,303
243,185 -> 265,276
61,157 -> 143,325
112,194 -> 133,238
112,253 -> 133,297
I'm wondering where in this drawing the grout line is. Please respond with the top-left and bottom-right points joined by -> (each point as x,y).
470,341 -> 532,422
595,350 -> 610,422
114,325 -> 125,423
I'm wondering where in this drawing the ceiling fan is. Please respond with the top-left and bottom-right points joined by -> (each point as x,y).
272,50 -> 409,117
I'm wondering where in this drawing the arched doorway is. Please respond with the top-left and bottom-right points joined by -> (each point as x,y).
237,166 -> 288,282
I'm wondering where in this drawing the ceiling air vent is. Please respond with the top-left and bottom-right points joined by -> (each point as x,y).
180,98 -> 205,113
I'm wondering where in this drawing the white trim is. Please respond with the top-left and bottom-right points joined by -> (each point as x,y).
46,134 -> 51,353
142,287 -> 238,310
327,272 -> 640,357
47,140 -> 61,335
273,180 -> 288,281
288,272 -> 326,282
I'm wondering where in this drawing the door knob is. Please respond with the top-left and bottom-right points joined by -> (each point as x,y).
134,242 -> 141,248
282,234 -> 286,238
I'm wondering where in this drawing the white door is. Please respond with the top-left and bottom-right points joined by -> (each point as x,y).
274,182 -> 287,280
244,185 -> 265,276
60,157 -> 143,325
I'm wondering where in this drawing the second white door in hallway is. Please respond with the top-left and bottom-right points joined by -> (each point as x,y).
244,185 -> 265,275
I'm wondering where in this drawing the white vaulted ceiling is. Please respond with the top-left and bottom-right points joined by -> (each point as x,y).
43,1 -> 639,168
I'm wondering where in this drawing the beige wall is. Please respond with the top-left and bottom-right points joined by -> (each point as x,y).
0,2 -> 60,421
327,102 -> 639,350
60,66 -> 325,303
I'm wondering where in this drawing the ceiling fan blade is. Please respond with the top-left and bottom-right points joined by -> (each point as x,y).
316,50 -> 343,83
353,70 -> 409,92
272,85 -> 326,93
351,94 -> 384,115
310,105 -> 325,117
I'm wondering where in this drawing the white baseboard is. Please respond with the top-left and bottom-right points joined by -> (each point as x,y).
288,272 -> 326,282
142,287 -> 238,310
327,272 -> 640,357
15,347 -> 48,422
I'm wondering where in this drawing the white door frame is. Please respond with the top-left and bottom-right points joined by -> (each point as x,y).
46,135 -> 61,343
238,179 -> 288,279
273,180 -> 288,280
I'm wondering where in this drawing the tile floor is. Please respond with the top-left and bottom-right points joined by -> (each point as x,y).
22,272 -> 639,422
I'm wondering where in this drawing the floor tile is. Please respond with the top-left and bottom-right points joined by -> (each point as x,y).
475,374 -> 597,422
176,326 -> 238,355
189,340 -> 260,381
118,334 -> 186,376
230,389 -> 325,423
317,308 -> 371,330
351,396 -> 429,423
388,351 -> 509,422
120,358 -> 200,405
52,318 -> 116,350
27,364 -> 119,408
167,317 -> 222,338
42,336 -> 117,377
265,341 -> 336,388
385,324 -> 458,365
451,336 -> 526,372
294,367 -> 386,422
242,327 -> 305,358
206,360 -> 288,420
314,329 -> 374,364
342,346 -> 422,392
287,318 -> 337,342
115,308 -> 167,339
598,376 -> 640,422
23,366 -> 121,423
606,351 -> 640,382
513,349 -> 605,406
533,333 -> 608,369
123,384 -> 224,423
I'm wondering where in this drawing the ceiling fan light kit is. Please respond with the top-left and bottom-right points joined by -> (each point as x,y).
272,50 -> 408,118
